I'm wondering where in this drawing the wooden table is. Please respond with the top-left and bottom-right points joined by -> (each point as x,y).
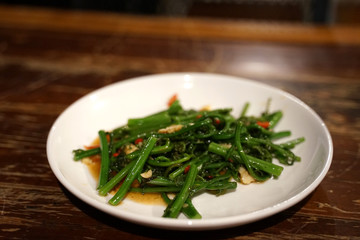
0,5 -> 359,239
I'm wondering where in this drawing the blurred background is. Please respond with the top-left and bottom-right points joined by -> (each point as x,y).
1,0 -> 359,25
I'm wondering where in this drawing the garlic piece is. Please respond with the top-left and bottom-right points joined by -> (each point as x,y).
124,144 -> 138,155
239,166 -> 256,185
219,143 -> 232,149
200,105 -> 211,111
140,169 -> 152,178
158,124 -> 183,134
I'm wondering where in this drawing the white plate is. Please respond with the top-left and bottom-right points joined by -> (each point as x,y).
47,73 -> 333,230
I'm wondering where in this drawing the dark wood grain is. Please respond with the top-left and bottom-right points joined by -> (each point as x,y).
0,5 -> 359,240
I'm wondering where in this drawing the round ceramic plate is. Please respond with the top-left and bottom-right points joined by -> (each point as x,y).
47,73 -> 333,230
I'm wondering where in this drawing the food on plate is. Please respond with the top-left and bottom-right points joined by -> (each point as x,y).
73,95 -> 304,219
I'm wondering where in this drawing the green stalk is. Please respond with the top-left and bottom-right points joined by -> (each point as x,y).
163,162 -> 198,218
98,130 -> 110,189
98,160 -> 136,196
73,148 -> 101,161
109,136 -> 157,205
208,142 -> 283,177
161,193 -> 201,219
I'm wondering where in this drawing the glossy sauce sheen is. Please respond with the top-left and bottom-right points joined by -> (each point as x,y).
83,154 -> 166,206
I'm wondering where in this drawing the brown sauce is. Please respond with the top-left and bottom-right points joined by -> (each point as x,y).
82,154 -> 166,206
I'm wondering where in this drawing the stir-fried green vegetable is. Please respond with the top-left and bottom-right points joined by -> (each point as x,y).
73,96 -> 304,219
